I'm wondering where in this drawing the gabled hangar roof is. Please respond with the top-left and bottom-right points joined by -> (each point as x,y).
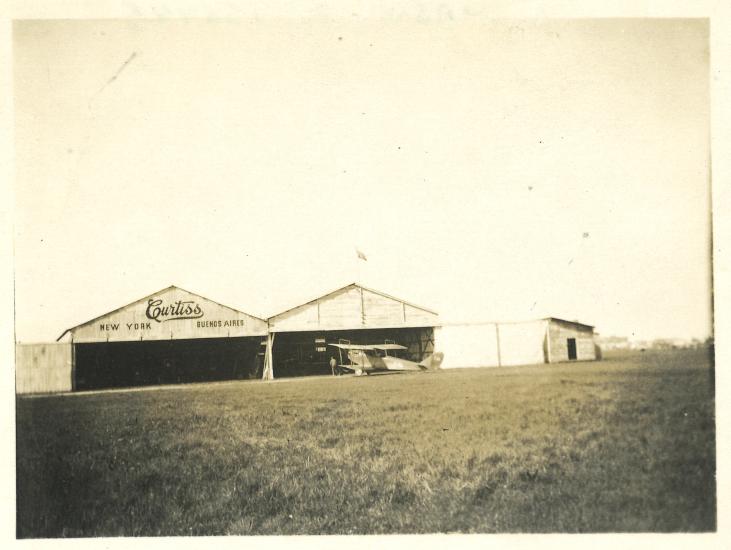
268,282 -> 438,319
55,282 -> 440,342
267,282 -> 439,333
57,285 -> 268,343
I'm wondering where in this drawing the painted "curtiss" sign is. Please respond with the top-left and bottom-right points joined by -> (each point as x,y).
145,298 -> 204,323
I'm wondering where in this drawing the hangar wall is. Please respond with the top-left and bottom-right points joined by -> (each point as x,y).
498,320 -> 548,366
432,324 -> 500,368
16,343 -> 73,394
435,318 -> 596,369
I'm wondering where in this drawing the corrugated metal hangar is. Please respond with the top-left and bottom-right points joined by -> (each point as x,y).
15,283 -> 597,394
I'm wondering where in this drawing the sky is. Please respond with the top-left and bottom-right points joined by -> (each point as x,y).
12,18 -> 711,343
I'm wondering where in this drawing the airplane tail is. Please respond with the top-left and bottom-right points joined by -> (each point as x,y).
418,352 -> 444,370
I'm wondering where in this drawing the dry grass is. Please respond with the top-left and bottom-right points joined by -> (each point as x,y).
15,348 -> 715,536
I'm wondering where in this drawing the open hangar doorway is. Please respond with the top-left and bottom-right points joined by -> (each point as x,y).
270,327 -> 435,378
73,336 -> 264,391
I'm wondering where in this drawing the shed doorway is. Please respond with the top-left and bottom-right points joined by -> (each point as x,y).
567,338 -> 577,360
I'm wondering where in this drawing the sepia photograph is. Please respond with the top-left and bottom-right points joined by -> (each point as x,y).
8,5 -> 722,542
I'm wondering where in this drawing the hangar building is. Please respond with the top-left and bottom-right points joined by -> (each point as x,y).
15,283 -> 597,394
263,283 -> 438,378
52,285 -> 268,391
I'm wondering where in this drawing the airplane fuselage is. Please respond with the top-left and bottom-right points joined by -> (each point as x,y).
346,350 -> 423,373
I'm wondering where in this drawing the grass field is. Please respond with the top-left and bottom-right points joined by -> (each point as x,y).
15,348 -> 715,536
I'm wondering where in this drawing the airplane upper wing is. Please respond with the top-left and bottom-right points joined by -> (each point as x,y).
327,343 -> 375,350
372,344 -> 408,351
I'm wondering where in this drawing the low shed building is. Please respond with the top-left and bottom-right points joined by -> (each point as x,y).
15,343 -> 74,394
434,317 -> 596,369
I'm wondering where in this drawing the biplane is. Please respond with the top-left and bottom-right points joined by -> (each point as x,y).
328,341 -> 443,376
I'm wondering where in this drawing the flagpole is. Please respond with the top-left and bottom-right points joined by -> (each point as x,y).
353,247 -> 358,283
354,247 -> 367,284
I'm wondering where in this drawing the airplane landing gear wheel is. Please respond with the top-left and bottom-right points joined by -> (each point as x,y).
355,368 -> 363,377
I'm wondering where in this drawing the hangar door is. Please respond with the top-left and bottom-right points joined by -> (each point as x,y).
74,337 -> 262,391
